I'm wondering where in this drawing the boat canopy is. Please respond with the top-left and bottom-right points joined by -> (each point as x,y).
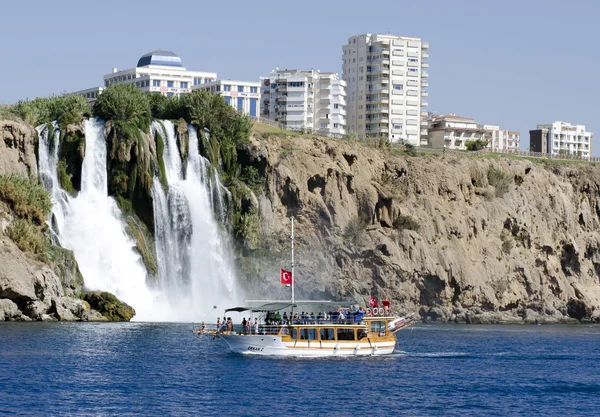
225,300 -> 347,313
225,302 -> 296,313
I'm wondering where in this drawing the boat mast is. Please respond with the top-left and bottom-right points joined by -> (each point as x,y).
290,216 -> 295,304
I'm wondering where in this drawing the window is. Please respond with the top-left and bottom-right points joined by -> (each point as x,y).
320,328 -> 335,340
393,84 -> 403,90
224,85 -> 232,91
337,328 -> 355,341
334,104 -> 339,109
153,80 -> 161,87
408,68 -> 418,72
250,87 -> 258,93
180,82 -> 188,89
288,81 -> 304,87
301,329 -> 317,340
167,81 -> 174,88
238,85 -> 244,92
237,97 -> 244,112
320,123 -> 328,129
369,320 -> 386,336
334,123 -> 339,128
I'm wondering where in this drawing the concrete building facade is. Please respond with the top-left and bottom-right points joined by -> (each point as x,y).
342,33 -> 429,145
260,69 -> 346,136
530,121 -> 592,159
103,50 -> 216,97
193,80 -> 261,117
483,125 -> 520,152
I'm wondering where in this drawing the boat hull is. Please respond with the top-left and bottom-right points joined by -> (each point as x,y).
219,334 -> 396,356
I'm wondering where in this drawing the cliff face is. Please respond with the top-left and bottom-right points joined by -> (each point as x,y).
0,119 -> 37,178
237,133 -> 600,324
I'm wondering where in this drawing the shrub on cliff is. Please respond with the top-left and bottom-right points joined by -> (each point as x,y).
466,139 -> 489,151
0,175 -> 51,224
81,292 -> 135,321
487,167 -> 512,197
393,214 -> 421,232
6,219 -> 46,254
7,95 -> 89,127
93,84 -> 151,131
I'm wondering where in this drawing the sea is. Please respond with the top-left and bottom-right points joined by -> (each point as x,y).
1,323 -> 599,416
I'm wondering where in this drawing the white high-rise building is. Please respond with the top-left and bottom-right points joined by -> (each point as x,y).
102,50 -> 216,97
530,121 -> 592,159
343,34 -> 429,145
260,69 -> 346,136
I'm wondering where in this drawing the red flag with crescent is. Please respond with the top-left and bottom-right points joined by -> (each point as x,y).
280,269 -> 293,286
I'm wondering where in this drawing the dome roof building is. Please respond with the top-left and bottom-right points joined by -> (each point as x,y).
101,50 -> 217,97
137,50 -> 184,68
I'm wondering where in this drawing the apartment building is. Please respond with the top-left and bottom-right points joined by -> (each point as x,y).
483,125 -> 520,152
260,69 -> 346,135
103,50 -> 217,97
428,115 -> 490,149
342,33 -> 429,145
193,80 -> 260,117
530,121 -> 592,159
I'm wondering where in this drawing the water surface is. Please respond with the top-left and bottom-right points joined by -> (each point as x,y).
1,323 -> 598,416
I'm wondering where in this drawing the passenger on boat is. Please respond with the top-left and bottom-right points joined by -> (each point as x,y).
275,311 -> 282,323
282,312 -> 288,324
254,318 -> 259,335
383,297 -> 390,315
201,322 -> 206,332
227,317 -> 233,332
216,317 -> 221,329
242,318 -> 247,334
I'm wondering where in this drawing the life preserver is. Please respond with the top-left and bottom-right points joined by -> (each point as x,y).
366,308 -> 372,317
372,307 -> 379,316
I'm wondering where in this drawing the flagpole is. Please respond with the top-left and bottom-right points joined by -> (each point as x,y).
291,216 -> 295,304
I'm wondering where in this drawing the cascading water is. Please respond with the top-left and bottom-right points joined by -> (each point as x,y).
38,118 -> 157,320
38,117 -> 239,322
151,121 -> 238,321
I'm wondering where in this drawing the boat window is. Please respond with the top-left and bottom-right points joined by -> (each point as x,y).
320,328 -> 335,341
370,320 -> 386,335
301,328 -> 317,340
292,328 -> 299,339
337,328 -> 356,341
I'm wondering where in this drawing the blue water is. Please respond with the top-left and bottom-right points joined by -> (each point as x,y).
1,323 -> 599,416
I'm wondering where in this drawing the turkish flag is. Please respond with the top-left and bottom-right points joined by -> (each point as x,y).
280,269 -> 293,286
369,295 -> 378,307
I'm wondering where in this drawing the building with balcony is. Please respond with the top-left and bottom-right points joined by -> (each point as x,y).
102,50 -> 216,97
483,125 -> 520,152
427,114 -> 520,151
193,80 -> 260,117
260,69 -> 346,135
530,121 -> 592,159
342,33 -> 429,145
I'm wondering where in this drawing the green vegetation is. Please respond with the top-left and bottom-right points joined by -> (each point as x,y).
233,208 -> 261,251
487,167 -> 513,197
239,166 -> 264,193
0,175 -> 51,225
93,84 -> 151,131
5,95 -> 89,128
500,231 -> 513,254
6,219 -> 45,254
81,292 -> 135,321
465,139 -> 489,151
57,160 -> 75,195
393,214 -> 421,232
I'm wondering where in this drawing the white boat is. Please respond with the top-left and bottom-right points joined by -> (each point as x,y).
213,217 -> 416,356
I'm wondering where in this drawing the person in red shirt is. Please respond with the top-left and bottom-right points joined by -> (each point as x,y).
383,297 -> 390,315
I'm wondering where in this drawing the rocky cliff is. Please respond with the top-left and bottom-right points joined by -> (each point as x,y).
236,131 -> 600,324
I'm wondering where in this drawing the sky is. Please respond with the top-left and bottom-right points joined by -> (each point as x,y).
1,0 -> 599,153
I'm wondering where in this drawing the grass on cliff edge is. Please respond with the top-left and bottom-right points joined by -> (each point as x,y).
0,175 -> 51,224
476,152 -> 600,166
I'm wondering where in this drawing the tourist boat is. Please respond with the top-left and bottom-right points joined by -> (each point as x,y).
214,217 -> 416,356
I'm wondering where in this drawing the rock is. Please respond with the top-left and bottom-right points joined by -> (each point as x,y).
0,119 -> 37,178
51,297 -> 87,321
82,292 -> 135,321
237,132 -> 600,324
0,298 -> 22,320
81,309 -> 109,322
41,313 -> 58,322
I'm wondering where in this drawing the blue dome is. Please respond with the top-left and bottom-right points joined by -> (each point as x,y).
137,50 -> 183,68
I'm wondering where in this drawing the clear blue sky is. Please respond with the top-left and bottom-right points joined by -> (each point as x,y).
2,0 -> 599,152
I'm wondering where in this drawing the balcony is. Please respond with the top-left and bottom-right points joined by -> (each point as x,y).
421,101 -> 428,107
422,52 -> 429,59
421,92 -> 428,97
422,42 -> 429,49
422,81 -> 429,87
422,71 -> 429,78
422,63 -> 429,68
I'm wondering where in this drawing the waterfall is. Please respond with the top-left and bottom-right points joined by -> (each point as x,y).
151,121 -> 238,321
38,118 -> 157,320
38,118 -> 239,322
